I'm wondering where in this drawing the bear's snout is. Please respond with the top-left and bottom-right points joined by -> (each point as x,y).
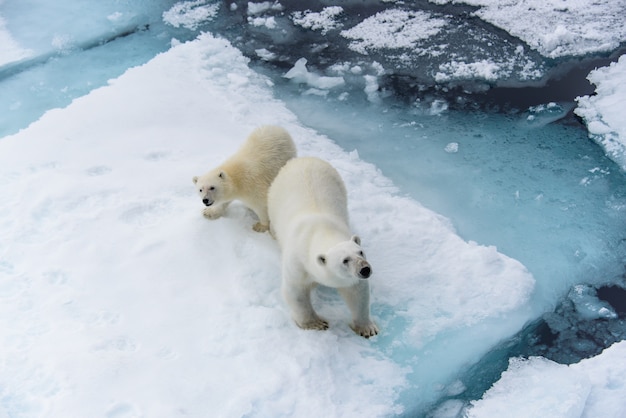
359,265 -> 371,279
202,198 -> 213,206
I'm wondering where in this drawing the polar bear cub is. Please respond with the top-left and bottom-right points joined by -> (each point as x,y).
193,125 -> 296,232
268,157 -> 378,338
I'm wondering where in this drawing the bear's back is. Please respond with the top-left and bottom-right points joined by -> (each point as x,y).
240,125 -> 296,165
223,125 -> 297,193
268,157 -> 349,238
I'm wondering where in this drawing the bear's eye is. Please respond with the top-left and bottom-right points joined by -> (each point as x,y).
358,251 -> 364,256
209,186 -> 215,191
199,188 -> 203,193
343,257 -> 350,265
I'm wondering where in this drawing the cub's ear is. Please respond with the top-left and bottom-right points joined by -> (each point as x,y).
192,176 -> 198,184
218,171 -> 225,179
317,255 -> 326,265
351,235 -> 361,245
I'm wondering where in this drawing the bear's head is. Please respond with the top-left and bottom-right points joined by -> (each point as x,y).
317,235 -> 372,287
192,169 -> 231,207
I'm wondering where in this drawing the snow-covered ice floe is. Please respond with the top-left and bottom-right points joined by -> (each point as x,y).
461,340 -> 626,418
432,0 -> 626,58
575,55 -> 626,173
0,33 -> 536,416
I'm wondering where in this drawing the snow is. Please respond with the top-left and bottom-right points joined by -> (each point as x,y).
341,9 -> 447,55
575,55 -> 626,172
248,15 -> 277,29
435,59 -> 502,82
292,6 -> 344,35
162,0 -> 220,30
465,341 -> 626,418
2,0 -> 626,416
0,32 -> 540,416
247,1 -> 283,16
432,0 -> 626,58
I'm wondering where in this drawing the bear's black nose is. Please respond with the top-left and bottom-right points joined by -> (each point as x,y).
202,198 -> 210,206
359,266 -> 371,278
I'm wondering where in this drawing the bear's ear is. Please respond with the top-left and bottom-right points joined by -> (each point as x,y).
351,235 -> 361,246
218,171 -> 225,179
192,176 -> 198,184
317,255 -> 326,265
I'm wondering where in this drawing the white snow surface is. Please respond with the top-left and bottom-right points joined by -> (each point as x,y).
292,6 -> 344,35
432,0 -> 626,58
162,0 -> 220,30
466,340 -> 626,418
575,54 -> 626,172
0,33 -> 538,416
341,9 -> 447,55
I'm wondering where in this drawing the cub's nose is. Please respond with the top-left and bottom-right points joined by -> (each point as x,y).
202,198 -> 211,206
359,266 -> 371,279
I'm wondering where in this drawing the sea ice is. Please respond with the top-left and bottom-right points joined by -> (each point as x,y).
434,0 -> 626,58
283,57 -> 345,90
465,341 -> 626,418
0,32 -> 535,416
2,1 -> 626,416
341,9 -> 447,55
575,55 -> 626,172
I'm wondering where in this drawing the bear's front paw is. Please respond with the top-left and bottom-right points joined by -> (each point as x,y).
202,207 -> 223,220
297,317 -> 329,331
352,321 -> 379,339
252,222 -> 269,233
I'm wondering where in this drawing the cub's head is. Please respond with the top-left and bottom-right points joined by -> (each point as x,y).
317,235 -> 372,287
192,169 -> 230,207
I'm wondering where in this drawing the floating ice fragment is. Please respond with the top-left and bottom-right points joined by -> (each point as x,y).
255,48 -> 276,61
303,88 -> 328,97
247,1 -> 283,16
248,16 -> 277,29
364,75 -> 380,103
341,9 -> 447,54
292,6 -> 343,35
568,285 -> 617,320
283,58 -> 345,90
435,60 -> 502,82
444,142 -> 459,153
523,102 -> 573,127
163,1 -> 219,30
429,99 -> 448,115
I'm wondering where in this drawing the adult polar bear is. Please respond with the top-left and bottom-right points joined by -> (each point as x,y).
268,157 -> 378,338
193,125 -> 296,232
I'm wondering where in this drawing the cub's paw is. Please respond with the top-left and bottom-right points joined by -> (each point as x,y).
252,222 -> 269,233
202,207 -> 224,220
298,317 -> 329,331
352,321 -> 379,338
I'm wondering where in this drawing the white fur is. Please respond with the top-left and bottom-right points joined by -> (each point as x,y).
268,157 -> 378,338
193,125 -> 296,232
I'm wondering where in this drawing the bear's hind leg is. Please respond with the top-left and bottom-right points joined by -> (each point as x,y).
338,281 -> 378,338
251,205 -> 270,233
282,279 -> 328,331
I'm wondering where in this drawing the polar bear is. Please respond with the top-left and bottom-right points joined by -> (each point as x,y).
193,125 -> 296,232
268,157 -> 378,338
